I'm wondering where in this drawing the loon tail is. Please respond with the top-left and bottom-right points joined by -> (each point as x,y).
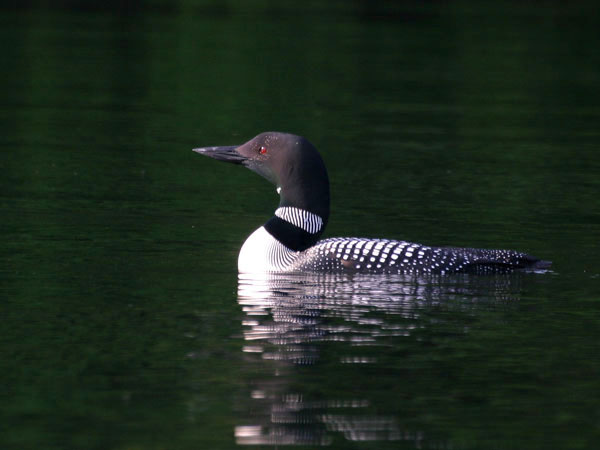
463,253 -> 552,274
530,259 -> 552,270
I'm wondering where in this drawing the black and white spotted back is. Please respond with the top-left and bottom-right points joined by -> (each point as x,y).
293,237 -> 547,275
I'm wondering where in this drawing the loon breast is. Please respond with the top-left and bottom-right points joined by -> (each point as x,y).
238,226 -> 299,273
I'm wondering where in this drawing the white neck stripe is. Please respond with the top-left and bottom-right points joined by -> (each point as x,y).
274,207 -> 323,234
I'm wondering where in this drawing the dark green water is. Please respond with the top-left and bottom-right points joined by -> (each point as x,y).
2,1 -> 600,449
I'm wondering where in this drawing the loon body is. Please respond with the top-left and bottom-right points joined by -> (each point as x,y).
194,132 -> 550,275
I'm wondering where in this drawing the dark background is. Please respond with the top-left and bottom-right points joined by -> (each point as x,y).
1,1 -> 599,448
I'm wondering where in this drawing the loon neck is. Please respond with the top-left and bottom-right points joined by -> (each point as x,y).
264,206 -> 326,251
246,132 -> 331,253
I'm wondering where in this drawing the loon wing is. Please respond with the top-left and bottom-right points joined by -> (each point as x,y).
293,238 -> 550,275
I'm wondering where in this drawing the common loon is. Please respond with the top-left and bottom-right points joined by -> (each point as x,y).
193,132 -> 551,275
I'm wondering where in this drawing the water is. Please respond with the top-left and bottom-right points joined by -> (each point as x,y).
1,2 -> 600,449
235,273 -> 548,446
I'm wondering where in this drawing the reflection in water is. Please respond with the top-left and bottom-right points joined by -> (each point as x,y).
235,272 -> 524,446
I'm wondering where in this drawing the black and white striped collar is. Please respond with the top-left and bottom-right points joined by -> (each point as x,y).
274,207 -> 323,234
264,207 -> 325,252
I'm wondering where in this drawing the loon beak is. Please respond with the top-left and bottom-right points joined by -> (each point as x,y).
193,140 -> 276,185
192,145 -> 247,164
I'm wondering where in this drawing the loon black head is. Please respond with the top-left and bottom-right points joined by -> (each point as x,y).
193,132 -> 330,227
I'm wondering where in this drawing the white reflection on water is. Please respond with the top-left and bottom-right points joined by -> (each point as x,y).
235,272 -> 523,446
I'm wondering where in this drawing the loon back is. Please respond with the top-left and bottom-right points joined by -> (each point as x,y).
193,132 -> 551,275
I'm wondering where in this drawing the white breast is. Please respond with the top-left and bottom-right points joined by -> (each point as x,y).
238,226 -> 299,273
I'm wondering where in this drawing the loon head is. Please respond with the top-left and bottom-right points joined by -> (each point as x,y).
193,132 -> 330,226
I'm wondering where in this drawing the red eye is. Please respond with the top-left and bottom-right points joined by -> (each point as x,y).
259,146 -> 267,155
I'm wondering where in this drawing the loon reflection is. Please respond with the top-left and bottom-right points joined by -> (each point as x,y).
235,272 -> 524,446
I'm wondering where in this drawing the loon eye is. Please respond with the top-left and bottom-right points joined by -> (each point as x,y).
259,146 -> 267,155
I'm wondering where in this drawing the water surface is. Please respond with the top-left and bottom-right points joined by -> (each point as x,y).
1,2 -> 599,449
